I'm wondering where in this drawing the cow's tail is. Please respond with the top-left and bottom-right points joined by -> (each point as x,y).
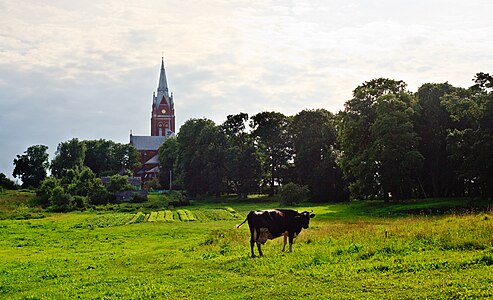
236,217 -> 248,229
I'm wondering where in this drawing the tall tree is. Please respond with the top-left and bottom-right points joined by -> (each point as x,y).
177,118 -> 227,197
84,139 -> 112,176
222,113 -> 261,198
51,138 -> 86,178
84,139 -> 140,176
250,112 -> 293,196
442,73 -> 493,198
370,94 -> 423,200
12,145 -> 49,188
414,83 -> 460,197
290,109 -> 347,202
109,143 -> 140,174
158,137 -> 180,190
338,78 -> 415,200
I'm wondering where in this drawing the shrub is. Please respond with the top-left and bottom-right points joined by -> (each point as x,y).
37,177 -> 61,207
131,192 -> 147,203
279,182 -> 309,206
107,175 -> 133,193
143,178 -> 160,190
71,196 -> 88,210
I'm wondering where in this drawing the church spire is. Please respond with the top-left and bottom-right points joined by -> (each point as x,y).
154,57 -> 170,107
158,57 -> 168,94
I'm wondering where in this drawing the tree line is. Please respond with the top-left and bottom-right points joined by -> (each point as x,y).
5,72 -> 492,204
158,73 -> 493,202
8,139 -> 141,210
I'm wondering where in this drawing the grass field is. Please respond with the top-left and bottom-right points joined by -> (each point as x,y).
0,191 -> 492,299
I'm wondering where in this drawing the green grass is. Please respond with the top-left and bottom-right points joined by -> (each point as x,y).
0,191 -> 492,299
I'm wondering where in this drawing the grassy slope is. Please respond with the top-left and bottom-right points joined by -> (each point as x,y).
0,191 -> 492,299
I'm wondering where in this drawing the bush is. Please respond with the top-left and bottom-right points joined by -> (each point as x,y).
37,177 -> 61,207
143,178 -> 160,190
132,192 -> 147,203
279,182 -> 309,206
107,175 -> 133,193
71,196 -> 88,210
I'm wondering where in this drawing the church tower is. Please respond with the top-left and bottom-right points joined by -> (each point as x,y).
151,57 -> 175,136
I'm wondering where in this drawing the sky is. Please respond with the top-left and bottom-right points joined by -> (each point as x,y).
1,0 -> 492,181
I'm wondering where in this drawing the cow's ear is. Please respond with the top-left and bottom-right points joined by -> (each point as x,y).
310,214 -> 315,218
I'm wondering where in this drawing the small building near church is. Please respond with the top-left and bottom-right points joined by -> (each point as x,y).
130,58 -> 176,182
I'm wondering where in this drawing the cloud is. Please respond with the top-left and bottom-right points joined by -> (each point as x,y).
1,0 -> 493,178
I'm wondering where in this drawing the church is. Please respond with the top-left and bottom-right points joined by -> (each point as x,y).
130,58 -> 176,181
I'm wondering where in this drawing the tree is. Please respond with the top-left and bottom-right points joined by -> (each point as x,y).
109,143 -> 140,175
441,73 -> 493,198
0,173 -> 17,190
12,145 -> 49,188
370,94 -> 423,200
338,78 -> 417,200
84,139 -> 140,176
222,113 -> 261,198
158,137 -> 180,190
250,112 -> 293,196
290,109 -> 347,202
414,83 -> 461,197
51,138 -> 86,178
107,174 -> 133,193
176,118 -> 227,196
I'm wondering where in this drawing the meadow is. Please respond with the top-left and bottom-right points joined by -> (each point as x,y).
0,191 -> 492,299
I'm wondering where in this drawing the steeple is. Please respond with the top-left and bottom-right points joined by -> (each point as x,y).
151,57 -> 176,136
154,57 -> 171,107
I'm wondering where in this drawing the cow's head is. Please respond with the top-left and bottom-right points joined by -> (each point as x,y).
298,211 -> 315,229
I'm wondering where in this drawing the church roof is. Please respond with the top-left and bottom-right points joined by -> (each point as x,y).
144,154 -> 159,165
130,135 -> 166,150
145,166 -> 160,174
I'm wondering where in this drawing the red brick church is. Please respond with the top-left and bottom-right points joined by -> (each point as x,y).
130,58 -> 176,181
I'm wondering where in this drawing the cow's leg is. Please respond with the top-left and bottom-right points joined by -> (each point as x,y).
256,242 -> 263,256
282,233 -> 288,251
250,229 -> 256,257
254,228 -> 264,256
288,233 -> 295,252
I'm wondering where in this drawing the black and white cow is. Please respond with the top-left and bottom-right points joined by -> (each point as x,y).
236,209 -> 315,257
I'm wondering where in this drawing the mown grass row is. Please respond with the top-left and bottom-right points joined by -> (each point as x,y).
126,207 -> 241,225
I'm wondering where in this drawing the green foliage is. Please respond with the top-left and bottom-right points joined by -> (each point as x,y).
143,178 -> 160,191
414,83 -> 459,197
37,166 -> 108,210
441,73 -> 493,198
370,93 -> 423,200
250,111 -> 293,196
222,113 -> 261,198
279,182 -> 309,205
84,139 -> 140,177
291,109 -> 347,202
339,79 -> 424,201
12,145 -> 49,188
51,138 -> 86,178
0,173 -> 17,190
177,118 -> 227,196
106,175 -> 133,193
158,137 -> 180,189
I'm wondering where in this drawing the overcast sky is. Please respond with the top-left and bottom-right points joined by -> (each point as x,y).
1,0 -> 492,181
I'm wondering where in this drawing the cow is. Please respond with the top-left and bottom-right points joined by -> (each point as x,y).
236,209 -> 315,257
